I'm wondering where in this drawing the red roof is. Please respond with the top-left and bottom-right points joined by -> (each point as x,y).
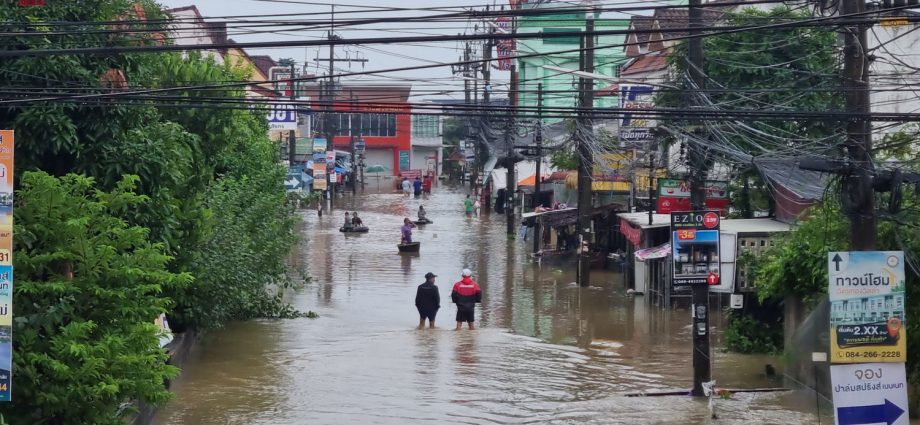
621,56 -> 668,76
596,84 -> 620,97
547,171 -> 573,181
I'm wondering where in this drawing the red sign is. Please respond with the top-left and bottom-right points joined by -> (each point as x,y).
19,0 -> 45,5
676,229 -> 697,240
703,212 -> 719,229
619,218 -> 642,246
707,273 -> 720,285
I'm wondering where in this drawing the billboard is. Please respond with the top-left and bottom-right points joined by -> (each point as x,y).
267,103 -> 296,131
671,211 -> 721,287
657,179 -> 729,214
312,161 -> 327,191
0,130 -> 13,401
619,85 -> 655,147
828,251 -> 906,364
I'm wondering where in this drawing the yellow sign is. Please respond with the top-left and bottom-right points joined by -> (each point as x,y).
880,17 -> 909,28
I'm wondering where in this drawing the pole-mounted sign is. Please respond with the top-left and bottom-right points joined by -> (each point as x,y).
828,251 -> 909,425
670,210 -> 721,287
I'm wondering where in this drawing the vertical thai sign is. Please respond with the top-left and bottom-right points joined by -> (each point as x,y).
495,17 -> 515,71
828,251 -> 909,425
0,130 -> 13,401
828,251 -> 907,363
619,85 -> 655,148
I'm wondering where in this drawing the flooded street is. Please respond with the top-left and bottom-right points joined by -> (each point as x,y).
154,186 -> 826,424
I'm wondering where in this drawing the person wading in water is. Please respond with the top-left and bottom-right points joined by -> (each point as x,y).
415,272 -> 440,329
451,269 -> 482,330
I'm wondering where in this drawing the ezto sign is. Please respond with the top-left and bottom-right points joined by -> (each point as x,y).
670,211 -> 721,287
828,251 -> 906,363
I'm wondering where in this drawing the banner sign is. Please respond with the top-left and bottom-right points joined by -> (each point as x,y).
495,17 -> 516,71
267,103 -> 296,131
619,218 -> 642,246
313,138 -> 327,154
657,179 -> 729,214
0,130 -> 13,401
828,251 -> 906,364
619,85 -> 655,146
671,211 -> 721,287
312,161 -> 327,191
831,363 -> 909,425
399,150 -> 410,171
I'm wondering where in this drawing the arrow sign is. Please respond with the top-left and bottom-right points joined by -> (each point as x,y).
837,399 -> 904,425
285,176 -> 301,189
832,253 -> 843,271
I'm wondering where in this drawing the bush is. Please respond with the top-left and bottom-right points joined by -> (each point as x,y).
5,172 -> 191,423
723,309 -> 783,354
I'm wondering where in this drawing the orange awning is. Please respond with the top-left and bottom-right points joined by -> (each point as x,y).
518,173 -> 550,186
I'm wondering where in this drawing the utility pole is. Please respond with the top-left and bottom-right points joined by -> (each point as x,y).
350,91 -> 358,195
687,0 -> 711,398
506,11 -> 518,238
576,16 -> 595,288
842,0 -> 875,250
288,62 -> 296,167
480,23 -> 493,210
648,145 -> 654,226
533,83 -> 544,254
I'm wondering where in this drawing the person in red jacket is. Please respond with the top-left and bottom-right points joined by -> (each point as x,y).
451,268 -> 482,330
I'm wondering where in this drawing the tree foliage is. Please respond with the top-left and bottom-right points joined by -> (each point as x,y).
9,172 -> 191,424
658,6 -> 843,215
0,0 -> 302,420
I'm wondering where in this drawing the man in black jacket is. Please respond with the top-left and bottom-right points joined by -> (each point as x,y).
415,272 -> 440,329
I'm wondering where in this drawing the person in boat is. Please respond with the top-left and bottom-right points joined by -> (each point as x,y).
401,218 -> 417,244
343,211 -> 353,230
418,205 -> 427,222
351,212 -> 363,227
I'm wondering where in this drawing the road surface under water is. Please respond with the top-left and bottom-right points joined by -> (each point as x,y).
153,185 -> 829,424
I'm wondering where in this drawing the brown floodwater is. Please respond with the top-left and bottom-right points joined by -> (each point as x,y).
152,184 -> 832,424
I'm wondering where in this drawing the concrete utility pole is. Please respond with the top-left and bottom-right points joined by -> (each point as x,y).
687,0 -> 711,398
506,13 -> 518,238
841,0 -> 876,250
350,91 -> 359,195
288,62 -> 296,166
507,63 -> 518,237
576,16 -> 595,288
533,83 -> 544,254
480,22 -> 493,208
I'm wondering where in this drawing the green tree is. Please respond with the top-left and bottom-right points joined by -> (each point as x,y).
658,6 -> 843,215
8,172 -> 191,424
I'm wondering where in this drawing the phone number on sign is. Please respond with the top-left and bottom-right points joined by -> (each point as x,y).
839,351 -> 903,359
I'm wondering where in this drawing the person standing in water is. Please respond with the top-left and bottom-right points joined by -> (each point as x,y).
415,272 -> 440,329
401,218 -> 417,244
463,194 -> 474,217
401,178 -> 412,197
451,269 -> 482,330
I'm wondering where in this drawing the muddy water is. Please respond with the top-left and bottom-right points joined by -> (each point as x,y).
153,185 -> 827,424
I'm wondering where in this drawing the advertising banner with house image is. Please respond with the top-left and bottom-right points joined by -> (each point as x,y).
828,251 -> 906,363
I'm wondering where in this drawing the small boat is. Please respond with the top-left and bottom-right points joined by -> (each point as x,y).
413,218 -> 433,225
397,242 -> 421,252
339,226 -> 369,233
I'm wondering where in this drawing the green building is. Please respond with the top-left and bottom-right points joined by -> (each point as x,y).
515,6 -> 630,123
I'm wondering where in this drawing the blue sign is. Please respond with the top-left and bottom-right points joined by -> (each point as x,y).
837,399 -> 904,425
267,104 -> 297,130
399,150 -> 410,171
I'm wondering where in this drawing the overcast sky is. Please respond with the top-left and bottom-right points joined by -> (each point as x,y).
156,0 -> 506,101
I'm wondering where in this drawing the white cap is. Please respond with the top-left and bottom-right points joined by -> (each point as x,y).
461,268 -> 473,277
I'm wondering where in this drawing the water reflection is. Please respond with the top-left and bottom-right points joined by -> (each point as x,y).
153,186 -> 824,425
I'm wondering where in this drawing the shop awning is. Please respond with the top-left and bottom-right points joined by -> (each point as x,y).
517,173 -> 551,186
635,243 -> 670,261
